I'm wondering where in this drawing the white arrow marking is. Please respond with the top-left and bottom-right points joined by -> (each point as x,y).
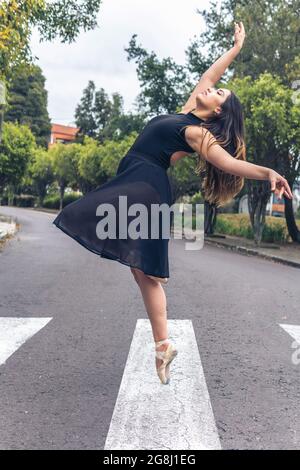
104,319 -> 221,450
279,324 -> 300,344
0,317 -> 52,366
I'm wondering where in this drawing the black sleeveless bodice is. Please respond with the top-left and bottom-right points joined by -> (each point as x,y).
125,111 -> 204,170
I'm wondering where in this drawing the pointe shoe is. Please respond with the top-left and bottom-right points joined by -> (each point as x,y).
155,338 -> 178,385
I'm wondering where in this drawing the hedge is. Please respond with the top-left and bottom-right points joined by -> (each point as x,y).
42,192 -> 83,209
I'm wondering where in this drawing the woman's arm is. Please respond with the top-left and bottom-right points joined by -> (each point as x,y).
194,127 -> 293,199
181,22 -> 245,112
204,22 -> 245,83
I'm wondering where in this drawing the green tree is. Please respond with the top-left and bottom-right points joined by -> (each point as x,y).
232,73 -> 300,243
49,142 -> 79,210
0,0 -> 103,141
75,82 -> 145,143
77,136 -> 107,192
28,146 -> 54,205
124,33 -> 191,115
185,0 -> 300,239
0,0 -> 102,81
0,121 -> 37,193
99,93 -> 145,142
99,132 -> 139,177
74,81 -> 98,139
188,0 -> 300,85
4,64 -> 51,148
77,133 -> 137,192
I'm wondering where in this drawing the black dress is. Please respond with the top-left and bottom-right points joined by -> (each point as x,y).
52,111 -> 204,280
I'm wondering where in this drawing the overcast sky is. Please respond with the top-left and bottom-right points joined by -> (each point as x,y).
30,0 -> 211,126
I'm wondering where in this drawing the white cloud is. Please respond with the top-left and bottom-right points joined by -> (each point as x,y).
30,0 -> 209,125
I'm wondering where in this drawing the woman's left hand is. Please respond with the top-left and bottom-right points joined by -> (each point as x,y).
268,169 -> 293,200
234,21 -> 246,50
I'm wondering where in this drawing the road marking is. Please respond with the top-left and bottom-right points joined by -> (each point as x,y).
279,323 -> 300,344
0,317 -> 52,366
104,319 -> 221,450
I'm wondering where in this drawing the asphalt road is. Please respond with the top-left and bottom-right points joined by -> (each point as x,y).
0,206 -> 299,450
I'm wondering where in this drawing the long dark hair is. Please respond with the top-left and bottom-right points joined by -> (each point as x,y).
187,91 -> 246,207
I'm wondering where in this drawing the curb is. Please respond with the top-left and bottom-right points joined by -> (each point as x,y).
19,207 -> 59,214
0,206 -> 59,215
204,237 -> 300,269
170,227 -> 300,269
32,207 -> 59,214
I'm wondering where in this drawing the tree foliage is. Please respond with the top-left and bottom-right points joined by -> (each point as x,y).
231,72 -> 300,243
28,146 -> 54,204
0,0 -> 102,81
75,80 -> 145,142
0,121 -> 37,191
188,0 -> 300,85
125,34 -> 191,115
4,64 -> 51,148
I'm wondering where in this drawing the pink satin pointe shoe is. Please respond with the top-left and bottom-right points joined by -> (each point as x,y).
155,338 -> 178,385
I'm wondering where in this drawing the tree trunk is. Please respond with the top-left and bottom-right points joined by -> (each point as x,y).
204,201 -> 217,235
284,189 -> 300,243
247,181 -> 269,245
59,185 -> 65,210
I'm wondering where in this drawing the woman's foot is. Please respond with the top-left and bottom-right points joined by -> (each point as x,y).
155,338 -> 178,384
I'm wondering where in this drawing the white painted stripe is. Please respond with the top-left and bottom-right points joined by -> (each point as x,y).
104,319 -> 221,450
0,317 -> 52,366
279,324 -> 300,344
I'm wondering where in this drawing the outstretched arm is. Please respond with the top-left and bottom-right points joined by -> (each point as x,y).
194,127 -> 294,200
181,22 -> 245,112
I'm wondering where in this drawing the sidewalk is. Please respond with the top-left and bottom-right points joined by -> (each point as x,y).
204,233 -> 300,269
171,225 -> 300,269
0,214 -> 18,241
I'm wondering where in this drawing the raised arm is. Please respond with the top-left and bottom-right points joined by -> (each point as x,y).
181,22 -> 245,112
193,127 -> 294,200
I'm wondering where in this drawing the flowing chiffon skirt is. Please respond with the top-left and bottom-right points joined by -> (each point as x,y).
52,150 -> 174,279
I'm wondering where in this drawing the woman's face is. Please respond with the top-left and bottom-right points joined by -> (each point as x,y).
196,87 -> 231,115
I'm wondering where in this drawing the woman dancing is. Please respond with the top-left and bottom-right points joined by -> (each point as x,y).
53,22 -> 293,385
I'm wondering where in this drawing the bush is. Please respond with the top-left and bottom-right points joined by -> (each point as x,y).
42,194 -> 60,209
214,213 -> 290,243
42,192 -> 82,209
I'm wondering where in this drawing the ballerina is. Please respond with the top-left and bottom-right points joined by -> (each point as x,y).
53,21 -> 293,384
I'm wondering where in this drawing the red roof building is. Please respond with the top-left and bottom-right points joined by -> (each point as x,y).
48,123 -> 80,148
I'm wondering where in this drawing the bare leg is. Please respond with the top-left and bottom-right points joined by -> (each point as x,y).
130,267 -> 170,368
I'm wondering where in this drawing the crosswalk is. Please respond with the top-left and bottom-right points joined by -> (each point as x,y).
104,319 -> 221,450
0,317 -> 52,366
0,316 -> 299,449
279,324 -> 300,366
